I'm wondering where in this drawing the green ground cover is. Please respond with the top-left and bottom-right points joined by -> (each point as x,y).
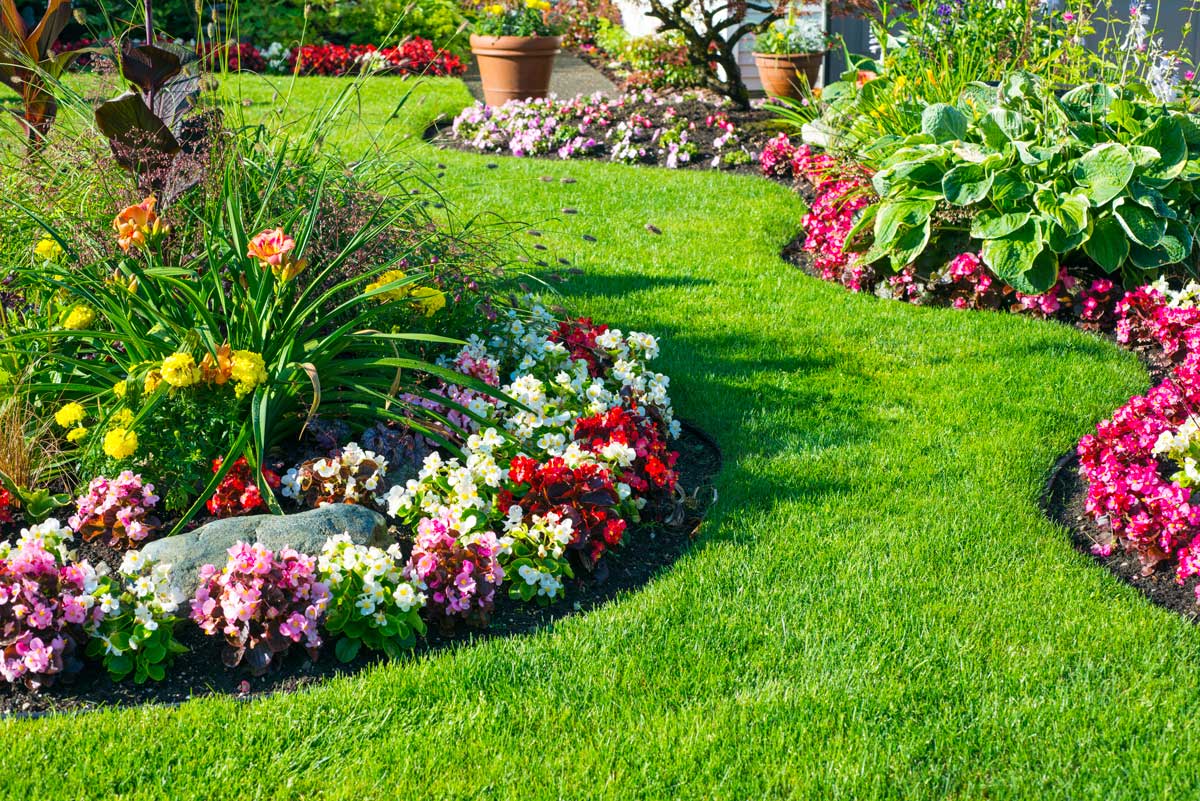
0,75 -> 1181,799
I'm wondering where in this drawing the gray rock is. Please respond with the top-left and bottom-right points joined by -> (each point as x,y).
140,505 -> 390,598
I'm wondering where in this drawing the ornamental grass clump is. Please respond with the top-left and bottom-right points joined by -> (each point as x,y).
190,543 -> 330,675
317,535 -> 427,661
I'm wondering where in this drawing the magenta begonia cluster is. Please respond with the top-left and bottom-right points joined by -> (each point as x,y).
190,542 -> 330,673
69,470 -> 160,548
1078,288 -> 1200,589
405,513 -> 505,630
0,522 -> 101,687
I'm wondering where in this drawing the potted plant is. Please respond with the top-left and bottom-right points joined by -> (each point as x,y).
470,0 -> 564,106
752,10 -> 830,101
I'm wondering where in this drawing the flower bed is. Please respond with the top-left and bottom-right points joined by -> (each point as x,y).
445,91 -> 779,170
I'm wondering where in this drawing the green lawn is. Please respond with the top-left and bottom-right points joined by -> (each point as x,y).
2,76 -> 1191,799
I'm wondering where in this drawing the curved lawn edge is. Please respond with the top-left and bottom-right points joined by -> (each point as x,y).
8,76 -> 1199,801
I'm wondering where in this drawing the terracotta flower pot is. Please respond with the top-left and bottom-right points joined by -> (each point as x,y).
470,34 -> 562,107
754,52 -> 824,101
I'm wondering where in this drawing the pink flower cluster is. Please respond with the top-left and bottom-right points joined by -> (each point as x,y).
945,252 -> 997,309
0,527 -> 100,687
799,165 -> 874,289
1078,279 -> 1119,332
69,471 -> 160,549
1013,272 -> 1077,318
1078,287 -> 1200,587
190,542 -> 330,674
405,513 -> 505,631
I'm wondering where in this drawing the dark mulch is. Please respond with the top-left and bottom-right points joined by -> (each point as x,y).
0,422 -> 722,718
427,96 -> 785,176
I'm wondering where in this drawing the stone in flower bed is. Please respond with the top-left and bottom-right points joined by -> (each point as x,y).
139,504 -> 389,599
444,90 -> 778,170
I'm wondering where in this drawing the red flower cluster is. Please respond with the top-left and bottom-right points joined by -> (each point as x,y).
0,488 -> 11,525
207,457 -> 282,519
200,42 -> 267,73
501,456 -> 626,568
574,404 -> 679,504
289,40 -> 466,77
1117,285 -> 1200,359
548,317 -> 611,377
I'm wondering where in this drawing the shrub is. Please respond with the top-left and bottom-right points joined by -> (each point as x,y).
405,512 -> 505,630
190,542 -> 330,675
317,534 -> 427,661
86,551 -> 187,683
618,31 -> 705,92
312,0 -> 470,55
0,520 -> 98,688
68,471 -> 161,549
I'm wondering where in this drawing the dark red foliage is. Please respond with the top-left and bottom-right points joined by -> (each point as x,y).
501,456 -> 626,569
207,457 -> 282,519
288,39 -> 466,77
548,317 -> 611,377
574,404 -> 679,504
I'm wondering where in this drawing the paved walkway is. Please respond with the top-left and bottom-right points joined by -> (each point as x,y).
461,52 -> 616,101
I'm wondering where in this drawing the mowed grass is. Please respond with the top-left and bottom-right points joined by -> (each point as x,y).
1,76 -> 1193,799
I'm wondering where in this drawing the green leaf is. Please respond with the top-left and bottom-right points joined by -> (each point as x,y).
980,221 -> 1043,286
980,108 -> 1028,148
888,218 -> 932,270
971,210 -> 1031,239
989,172 -> 1035,207
335,636 -> 362,663
1011,248 -> 1061,295
1137,115 -> 1187,183
1074,143 -> 1135,206
942,164 -> 994,206
1083,214 -> 1131,273
873,199 -> 935,247
921,103 -> 968,143
1114,200 -> 1166,247
1034,190 -> 1089,236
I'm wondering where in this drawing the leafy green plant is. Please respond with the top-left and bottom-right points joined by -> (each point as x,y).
752,9 -> 830,55
857,72 -> 1200,292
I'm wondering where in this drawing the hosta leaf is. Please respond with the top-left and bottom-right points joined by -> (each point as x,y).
1074,143 -> 1135,206
970,210 -> 1030,239
989,172 -> 1034,207
874,199 -> 935,246
1114,200 -> 1166,247
1033,189 -> 1089,235
1129,220 -> 1192,268
1015,141 -> 1060,166
956,82 -> 999,115
844,204 -> 877,253
1060,82 -> 1115,118
1010,248 -> 1060,295
1137,114 -> 1187,183
980,220 -> 1043,285
1129,182 -> 1177,218
1048,223 -> 1087,254
1083,214 -> 1131,273
942,163 -> 994,206
888,218 -> 932,270
921,102 -> 968,143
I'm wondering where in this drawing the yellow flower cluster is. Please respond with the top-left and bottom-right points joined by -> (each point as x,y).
365,270 -> 447,317
103,428 -> 138,460
54,402 -> 86,429
62,304 -> 96,331
34,237 -> 63,262
525,0 -> 551,9
161,353 -> 201,389
230,350 -> 268,398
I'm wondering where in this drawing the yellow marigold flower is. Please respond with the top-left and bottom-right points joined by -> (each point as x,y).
66,426 -> 89,444
161,353 -> 200,389
114,196 -> 168,253
230,350 -> 268,397
247,228 -> 307,283
34,237 -> 63,262
144,370 -> 162,395
103,428 -> 138,460
485,3 -> 504,13
62,304 -> 95,331
54,402 -> 86,429
409,286 -> 447,317
113,380 -> 128,399
111,408 -> 135,428
366,269 -> 412,302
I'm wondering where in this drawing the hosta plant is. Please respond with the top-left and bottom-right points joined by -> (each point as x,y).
856,72 -> 1200,292
316,535 -> 427,661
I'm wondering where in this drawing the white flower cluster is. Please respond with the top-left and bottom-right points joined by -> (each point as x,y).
92,551 -> 184,656
499,507 -> 574,600
379,432 -> 506,533
1155,417 -> 1200,488
317,534 -> 427,625
1149,278 -> 1200,310
0,518 -> 73,561
281,442 -> 389,506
